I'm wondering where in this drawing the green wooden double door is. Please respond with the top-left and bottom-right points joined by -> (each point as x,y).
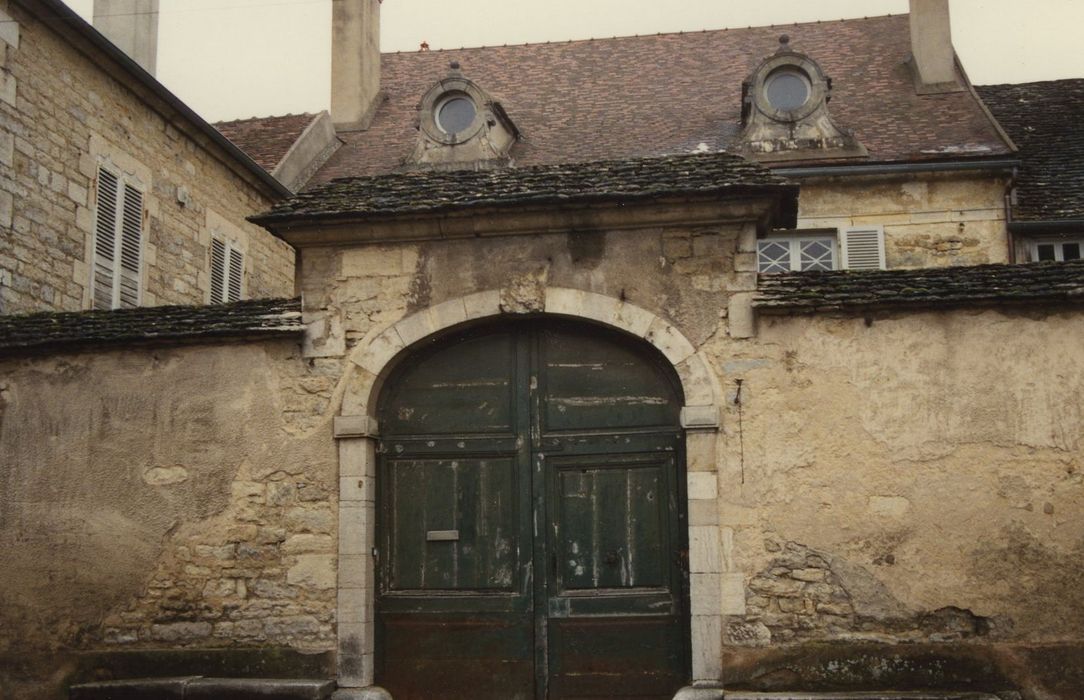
375,320 -> 691,699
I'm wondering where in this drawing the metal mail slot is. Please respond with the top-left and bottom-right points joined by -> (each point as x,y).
426,530 -> 459,542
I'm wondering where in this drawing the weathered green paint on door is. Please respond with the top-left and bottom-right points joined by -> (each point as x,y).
375,320 -> 689,699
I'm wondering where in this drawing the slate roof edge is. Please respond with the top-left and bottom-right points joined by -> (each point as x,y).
250,182 -> 800,227
1008,219 -> 1084,233
0,298 -> 304,357
754,262 -> 1084,315
13,0 -> 291,201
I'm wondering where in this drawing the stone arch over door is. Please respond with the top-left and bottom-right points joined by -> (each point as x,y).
332,287 -> 725,696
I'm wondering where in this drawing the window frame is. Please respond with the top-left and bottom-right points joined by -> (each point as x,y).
91,163 -> 145,310
1029,238 -> 1084,262
757,231 -> 839,273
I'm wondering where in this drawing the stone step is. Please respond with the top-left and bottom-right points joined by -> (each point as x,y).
724,693 -> 1007,700
69,677 -> 336,700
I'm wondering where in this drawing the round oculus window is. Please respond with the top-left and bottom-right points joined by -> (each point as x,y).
765,69 -> 811,112
436,95 -> 477,135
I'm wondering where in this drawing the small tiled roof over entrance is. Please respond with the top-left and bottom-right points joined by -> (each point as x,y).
755,260 -> 1084,313
0,299 -> 303,355
977,80 -> 1084,223
215,113 -> 320,172
251,152 -> 798,225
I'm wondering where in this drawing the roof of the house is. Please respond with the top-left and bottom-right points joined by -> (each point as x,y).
755,260 -> 1084,313
251,152 -> 798,226
224,14 -> 1011,185
15,0 -> 290,199
0,299 -> 303,355
977,80 -> 1084,224
215,113 -> 320,172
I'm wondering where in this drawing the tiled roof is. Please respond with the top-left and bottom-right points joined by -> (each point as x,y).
977,80 -> 1084,223
0,299 -> 303,355
755,261 -> 1084,313
251,152 -> 798,225
308,15 -> 1010,182
215,114 -> 319,172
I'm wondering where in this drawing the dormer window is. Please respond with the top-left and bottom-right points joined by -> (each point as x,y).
407,62 -> 520,169
739,35 -> 866,162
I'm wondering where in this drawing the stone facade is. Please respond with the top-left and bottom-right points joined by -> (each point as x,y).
6,181 -> 1081,699
795,172 -> 1011,268
0,0 -> 294,315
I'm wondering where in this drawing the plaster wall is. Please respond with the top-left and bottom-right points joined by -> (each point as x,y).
0,339 -> 339,698
0,3 -> 294,315
796,173 -> 1010,268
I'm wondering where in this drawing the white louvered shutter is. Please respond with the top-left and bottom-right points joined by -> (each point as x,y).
118,183 -> 143,308
210,238 -> 245,303
210,238 -> 226,302
92,168 -> 120,310
842,226 -> 886,270
227,247 -> 244,302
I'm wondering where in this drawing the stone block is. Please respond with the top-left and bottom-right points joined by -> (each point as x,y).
688,526 -> 721,574
727,292 -> 756,339
687,472 -> 718,501
0,130 -> 12,167
339,475 -> 373,503
611,300 -> 656,337
644,316 -> 695,365
681,405 -> 719,430
676,354 -> 718,407
0,190 -> 12,229
339,553 -> 373,590
429,297 -> 468,332
332,687 -> 390,700
689,614 -> 723,681
0,71 -> 14,107
0,9 -> 20,49
352,327 -> 405,376
337,586 -> 371,624
339,503 -> 374,556
690,573 -> 722,616
287,554 -> 336,590
462,289 -> 501,321
337,435 -> 376,477
393,308 -> 436,347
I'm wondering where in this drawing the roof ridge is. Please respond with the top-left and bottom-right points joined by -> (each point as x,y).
388,13 -> 901,55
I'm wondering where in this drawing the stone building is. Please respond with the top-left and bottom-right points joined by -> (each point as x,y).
0,0 -> 295,315
2,1 -> 1084,700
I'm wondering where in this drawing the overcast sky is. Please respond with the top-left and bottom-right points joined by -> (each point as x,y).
64,0 -> 1084,122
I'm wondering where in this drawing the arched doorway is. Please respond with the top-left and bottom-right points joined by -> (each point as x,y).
374,318 -> 691,699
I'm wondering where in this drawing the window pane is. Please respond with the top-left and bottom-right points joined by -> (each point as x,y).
1036,244 -> 1056,261
1063,243 -> 1081,260
799,239 -> 835,271
438,97 -> 477,134
766,70 -> 810,111
758,240 -> 791,273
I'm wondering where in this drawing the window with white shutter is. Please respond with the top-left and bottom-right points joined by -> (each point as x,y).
841,226 -> 887,270
757,234 -> 838,273
210,237 -> 244,303
92,165 -> 144,310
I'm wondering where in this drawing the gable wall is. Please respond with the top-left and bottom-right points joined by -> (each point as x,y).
0,1 -> 294,315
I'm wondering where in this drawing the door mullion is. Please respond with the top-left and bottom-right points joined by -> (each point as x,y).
520,327 -> 549,700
